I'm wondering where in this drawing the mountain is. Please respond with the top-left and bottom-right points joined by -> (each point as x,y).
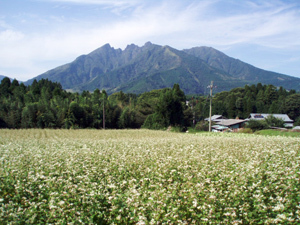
25,42 -> 300,94
183,47 -> 299,90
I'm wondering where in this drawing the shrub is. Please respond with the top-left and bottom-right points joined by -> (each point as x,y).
294,117 -> 300,126
237,128 -> 253,133
142,113 -> 166,130
195,121 -> 209,131
264,115 -> 285,127
245,119 -> 268,132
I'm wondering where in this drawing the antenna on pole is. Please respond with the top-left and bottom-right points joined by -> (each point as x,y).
207,81 -> 215,132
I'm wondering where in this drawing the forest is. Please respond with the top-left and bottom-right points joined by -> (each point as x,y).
0,77 -> 300,129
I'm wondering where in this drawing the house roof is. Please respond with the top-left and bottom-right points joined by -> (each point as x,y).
211,125 -> 228,130
215,119 -> 246,127
204,115 -> 224,121
248,113 -> 293,123
293,126 -> 300,130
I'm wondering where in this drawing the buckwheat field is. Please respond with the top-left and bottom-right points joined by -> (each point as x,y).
0,129 -> 299,224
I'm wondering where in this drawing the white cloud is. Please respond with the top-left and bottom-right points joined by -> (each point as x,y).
0,30 -> 24,42
49,0 -> 140,9
1,0 -> 300,80
180,1 -> 300,49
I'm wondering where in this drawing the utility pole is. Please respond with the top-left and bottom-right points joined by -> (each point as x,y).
191,96 -> 196,128
208,81 -> 214,132
102,91 -> 106,129
103,99 -> 105,129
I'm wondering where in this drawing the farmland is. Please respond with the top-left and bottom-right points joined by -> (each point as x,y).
0,129 -> 299,224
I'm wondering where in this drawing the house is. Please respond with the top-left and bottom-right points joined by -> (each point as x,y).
215,119 -> 246,131
211,125 -> 230,132
204,115 -> 227,122
204,115 -> 245,132
247,113 -> 294,127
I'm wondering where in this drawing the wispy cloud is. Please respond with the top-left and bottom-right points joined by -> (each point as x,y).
50,0 -> 139,4
0,29 -> 24,42
181,0 -> 300,48
49,0 -> 140,10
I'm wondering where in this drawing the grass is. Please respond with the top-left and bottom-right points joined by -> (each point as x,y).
0,129 -> 299,224
255,129 -> 300,137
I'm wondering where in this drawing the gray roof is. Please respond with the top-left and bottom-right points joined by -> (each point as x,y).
212,125 -> 229,130
293,126 -> 300,130
215,119 -> 246,126
205,115 -> 225,121
248,113 -> 293,123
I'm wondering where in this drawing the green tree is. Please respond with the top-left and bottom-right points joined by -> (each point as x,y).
264,85 -> 278,105
235,97 -> 244,118
135,89 -> 166,127
284,94 -> 300,120
264,115 -> 285,128
226,94 -> 236,118
246,119 -> 268,132
294,117 -> 300,126
118,106 -> 137,128
68,101 -> 85,128
21,103 -> 38,128
0,77 -> 11,97
143,84 -> 186,129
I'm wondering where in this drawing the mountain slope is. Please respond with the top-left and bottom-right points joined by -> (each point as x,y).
183,47 -> 299,89
25,42 -> 300,94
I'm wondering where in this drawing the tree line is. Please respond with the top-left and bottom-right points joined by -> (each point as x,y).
189,83 -> 300,124
0,77 -> 299,129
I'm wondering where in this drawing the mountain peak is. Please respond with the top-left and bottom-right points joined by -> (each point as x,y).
125,43 -> 138,51
25,42 -> 300,94
144,41 -> 153,47
102,43 -> 111,49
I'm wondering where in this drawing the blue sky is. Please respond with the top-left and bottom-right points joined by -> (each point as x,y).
1,0 -> 300,81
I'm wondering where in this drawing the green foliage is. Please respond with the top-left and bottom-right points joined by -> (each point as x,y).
255,129 -> 300,137
284,94 -> 300,120
142,113 -> 167,130
210,84 -> 298,120
142,84 -> 188,130
118,106 -> 138,129
246,120 -> 268,132
0,78 -> 298,130
294,117 -> 300,126
264,115 -> 285,128
168,125 -> 187,132
246,115 -> 285,132
237,128 -> 253,134
195,121 -> 209,131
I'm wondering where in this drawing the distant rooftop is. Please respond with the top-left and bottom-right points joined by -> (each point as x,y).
204,115 -> 226,122
215,119 -> 246,126
248,113 -> 293,123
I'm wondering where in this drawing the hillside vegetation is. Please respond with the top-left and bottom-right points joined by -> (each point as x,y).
1,77 -> 300,129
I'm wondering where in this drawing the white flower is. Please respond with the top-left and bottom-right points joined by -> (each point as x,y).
58,201 -> 65,206
193,199 -> 197,208
274,203 -> 284,211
